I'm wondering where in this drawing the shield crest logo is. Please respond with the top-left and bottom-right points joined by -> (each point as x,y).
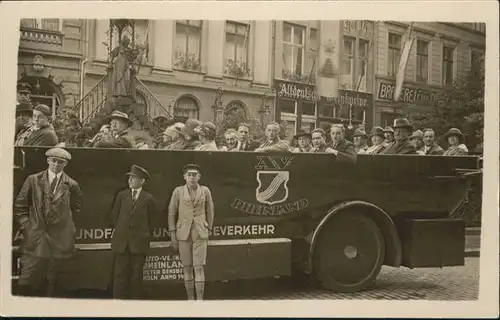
256,171 -> 290,205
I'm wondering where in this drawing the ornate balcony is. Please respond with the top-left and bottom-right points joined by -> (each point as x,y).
20,19 -> 64,46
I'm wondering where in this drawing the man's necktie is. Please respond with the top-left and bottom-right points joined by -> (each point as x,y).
132,190 -> 137,202
50,177 -> 58,194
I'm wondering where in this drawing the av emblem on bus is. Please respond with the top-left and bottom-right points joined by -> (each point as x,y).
255,170 -> 290,205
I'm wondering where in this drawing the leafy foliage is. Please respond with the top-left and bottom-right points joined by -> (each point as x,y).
404,54 -> 484,150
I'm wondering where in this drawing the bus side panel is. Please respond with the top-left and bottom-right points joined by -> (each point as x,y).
397,218 -> 465,268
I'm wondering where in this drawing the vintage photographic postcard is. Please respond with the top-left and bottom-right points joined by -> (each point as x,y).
0,0 -> 498,318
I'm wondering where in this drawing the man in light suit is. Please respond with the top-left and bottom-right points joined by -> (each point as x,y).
168,164 -> 214,300
110,165 -> 157,299
14,147 -> 82,297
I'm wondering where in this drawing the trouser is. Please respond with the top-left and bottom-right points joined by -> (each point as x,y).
17,254 -> 64,297
113,246 -> 146,300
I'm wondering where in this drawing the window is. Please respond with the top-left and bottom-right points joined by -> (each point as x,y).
321,104 -> 335,118
388,33 -> 402,76
442,46 -> 455,85
300,121 -> 315,133
340,37 -> 355,89
471,50 -> 484,71
281,117 -> 297,140
302,102 -> 316,116
357,39 -> 369,91
416,40 -> 429,82
471,23 -> 486,34
175,20 -> 202,72
174,96 -> 200,120
280,99 -> 296,114
20,19 -> 62,32
224,21 -> 250,77
282,23 -> 305,80
305,28 -> 318,83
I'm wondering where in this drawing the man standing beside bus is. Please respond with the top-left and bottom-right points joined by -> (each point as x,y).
110,165 -> 157,299
168,164 -> 214,301
14,148 -> 82,297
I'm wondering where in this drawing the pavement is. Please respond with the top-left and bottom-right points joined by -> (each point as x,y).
465,227 -> 481,257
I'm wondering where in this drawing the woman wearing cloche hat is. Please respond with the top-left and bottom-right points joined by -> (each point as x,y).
194,122 -> 219,151
365,126 -> 386,155
443,128 -> 468,156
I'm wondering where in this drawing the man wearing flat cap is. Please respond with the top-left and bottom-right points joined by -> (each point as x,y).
17,82 -> 32,104
14,148 -> 82,297
326,124 -> 357,163
109,165 -> 157,299
292,131 -> 313,153
94,110 -> 136,149
380,118 -> 417,155
168,164 -> 214,300
15,104 -> 58,147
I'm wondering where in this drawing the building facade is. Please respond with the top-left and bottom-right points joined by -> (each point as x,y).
17,20 -> 485,139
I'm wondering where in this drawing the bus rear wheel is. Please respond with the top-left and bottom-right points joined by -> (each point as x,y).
313,211 -> 385,293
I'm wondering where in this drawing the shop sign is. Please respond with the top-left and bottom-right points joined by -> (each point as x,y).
275,80 -> 318,103
321,89 -> 373,109
377,81 -> 437,104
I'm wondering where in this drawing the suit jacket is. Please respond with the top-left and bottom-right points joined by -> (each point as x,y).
110,189 -> 157,254
425,144 -> 445,155
255,139 -> 291,153
237,139 -> 260,151
444,144 -> 468,156
327,139 -> 357,163
18,124 -> 58,147
168,185 -> 214,241
195,141 -> 218,151
94,130 -> 136,149
14,170 -> 82,259
380,138 -> 417,155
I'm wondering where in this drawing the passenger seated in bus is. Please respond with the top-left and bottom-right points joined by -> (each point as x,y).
353,129 -> 369,154
15,101 -> 33,140
235,123 -> 260,151
422,128 -> 445,155
180,119 -> 202,151
327,124 -> 357,163
383,126 -> 395,149
254,122 -> 291,153
162,122 -> 185,150
443,128 -> 468,156
15,104 -> 58,147
291,130 -> 313,153
380,118 -> 417,155
410,130 -> 425,155
311,128 -> 335,153
365,126 -> 386,155
84,124 -> 112,147
219,128 -> 238,151
94,111 -> 136,149
194,122 -> 219,151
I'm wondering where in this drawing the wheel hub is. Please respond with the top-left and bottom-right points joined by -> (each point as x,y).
343,245 -> 358,259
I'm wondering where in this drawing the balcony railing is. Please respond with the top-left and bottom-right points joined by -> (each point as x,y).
224,59 -> 251,78
136,77 -> 172,121
20,27 -> 64,45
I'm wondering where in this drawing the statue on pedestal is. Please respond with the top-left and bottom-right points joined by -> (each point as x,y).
110,36 -> 132,99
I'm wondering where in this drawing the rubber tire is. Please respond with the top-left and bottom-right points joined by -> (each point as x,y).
312,211 -> 385,293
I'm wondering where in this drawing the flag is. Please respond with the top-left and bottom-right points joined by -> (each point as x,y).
394,23 -> 415,102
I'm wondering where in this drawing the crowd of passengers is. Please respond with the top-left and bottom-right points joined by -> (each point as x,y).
15,98 -> 469,164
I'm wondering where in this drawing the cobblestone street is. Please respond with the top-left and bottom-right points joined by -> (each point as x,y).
138,257 -> 479,301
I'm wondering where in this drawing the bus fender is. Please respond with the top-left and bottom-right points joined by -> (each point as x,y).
307,200 -> 402,273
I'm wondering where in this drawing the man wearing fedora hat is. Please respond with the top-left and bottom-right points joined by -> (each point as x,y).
353,129 -> 369,154
443,128 -> 468,156
109,165 -> 157,299
15,104 -> 58,147
380,118 -> 417,155
94,110 -> 136,149
162,122 -> 185,150
168,164 -> 214,300
14,148 -> 82,297
365,126 -> 386,155
326,124 -> 357,163
292,130 -> 313,153
422,128 -> 445,155
15,101 -> 33,139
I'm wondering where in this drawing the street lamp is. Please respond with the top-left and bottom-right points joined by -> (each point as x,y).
212,87 -> 224,122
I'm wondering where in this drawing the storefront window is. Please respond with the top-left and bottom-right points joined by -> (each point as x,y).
302,102 -> 316,116
280,99 -> 296,114
300,121 -> 315,133
321,104 -> 335,118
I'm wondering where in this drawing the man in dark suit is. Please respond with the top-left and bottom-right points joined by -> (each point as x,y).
327,124 -> 357,163
15,104 -> 58,147
110,165 -> 157,299
14,148 -> 82,297
94,111 -> 136,148
381,118 -> 417,155
422,128 -> 445,155
236,123 -> 260,151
